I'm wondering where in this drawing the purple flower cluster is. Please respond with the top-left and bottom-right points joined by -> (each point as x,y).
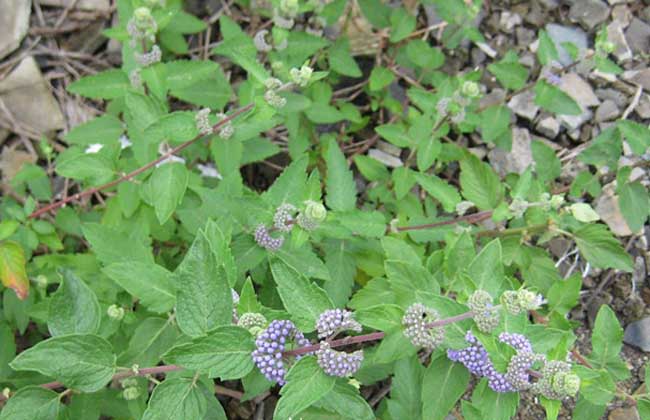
505,352 -> 545,391
447,331 -> 514,393
254,224 -> 284,251
316,342 -> 364,377
251,320 -> 310,385
468,290 -> 500,333
315,309 -> 362,339
402,303 -> 445,350
498,332 -> 533,354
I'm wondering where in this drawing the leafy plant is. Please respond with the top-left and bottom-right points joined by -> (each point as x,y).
1,0 -> 649,419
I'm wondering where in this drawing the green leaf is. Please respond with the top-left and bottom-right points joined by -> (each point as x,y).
68,69 -> 129,99
487,61 -> 529,90
305,103 -> 346,124
323,240 -> 356,307
174,223 -> 233,337
375,123 -> 412,148
534,80 -> 582,116
405,39 -> 444,69
213,31 -> 269,83
470,380 -> 519,420
269,258 -> 333,332
324,139 -> 357,212
572,397 -> 607,420
336,210 -> 386,238
589,305 -> 624,370
102,262 -> 176,313
547,274 -> 581,316
0,386 -> 60,420
569,203 -> 600,223
329,38 -> 362,77
315,381 -> 374,420
537,30 -> 559,65
579,126 -> 622,169
414,173 -> 461,213
145,111 -> 199,144
82,223 -> 153,264
480,105 -> 511,143
422,355 -> 470,420
0,241 -> 29,300
573,224 -> 633,271
142,378 -> 208,420
357,0 -> 391,27
416,135 -> 442,172
274,357 -> 337,419
385,356 -> 423,420
149,163 -> 189,224
531,140 -> 561,182
118,317 -> 179,367
163,60 -> 219,90
262,155 -> 308,207
369,67 -> 395,91
10,334 -> 116,392
48,269 -> 101,336
355,304 -> 403,331
64,115 -> 124,146
169,72 -> 232,109
389,8 -> 416,42
618,181 -> 649,233
468,239 -> 506,296
163,326 -> 255,380
638,398 -> 650,420
460,154 -> 503,210
575,366 -> 616,405
275,247 -> 331,281
617,120 -> 650,156
354,155 -> 390,181
124,91 -> 164,132
55,153 -> 115,184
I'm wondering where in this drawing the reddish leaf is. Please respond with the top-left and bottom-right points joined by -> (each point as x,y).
0,241 -> 29,300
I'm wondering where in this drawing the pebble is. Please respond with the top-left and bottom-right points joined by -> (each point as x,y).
0,57 -> 65,134
609,407 -> 640,420
560,73 -> 601,108
595,88 -> 629,108
625,18 -> 650,55
500,11 -> 522,32
623,68 -> 650,91
536,116 -> 560,138
507,91 -> 539,121
0,0 -> 30,60
624,317 -> 650,353
636,93 -> 650,119
607,21 -> 633,61
545,24 -> 588,66
368,149 -> 402,168
611,4 -> 633,27
39,0 -> 110,11
569,0 -> 610,30
488,128 -> 533,176
595,100 -> 621,122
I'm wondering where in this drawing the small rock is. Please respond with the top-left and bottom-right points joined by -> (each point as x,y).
611,5 -> 632,27
596,184 -> 639,236
39,0 -> 109,11
0,146 -> 36,183
545,24 -> 589,66
625,18 -> 650,55
560,73 -> 601,108
376,140 -> 401,157
608,21 -> 633,61
368,149 -> 402,168
624,317 -> 650,353
488,128 -> 533,176
508,91 -> 539,121
623,68 -> 650,91
609,407 -> 640,420
471,47 -> 487,66
538,0 -> 560,9
595,100 -> 621,121
516,27 -> 535,47
500,11 -> 522,32
480,89 -> 506,109
569,0 -> 610,30
635,93 -> 650,119
536,116 -> 561,138
607,0 -> 631,4
0,57 -> 65,134
595,88 -> 629,108
0,0 -> 31,60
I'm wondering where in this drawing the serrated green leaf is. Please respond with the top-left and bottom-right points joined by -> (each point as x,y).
534,80 -> 582,116
414,173 -> 461,213
531,140 -> 561,182
0,386 -> 60,420
102,262 -> 176,313
118,317 -> 178,367
269,258 -> 333,332
589,305 -> 624,370
262,155 -> 308,207
48,269 -> 100,336
163,326 -> 255,380
329,38 -> 362,77
460,154 -> 503,210
573,224 -> 633,271
82,223 -> 153,264
617,120 -> 650,156
480,105 -> 511,143
10,334 -> 116,392
64,115 -> 124,146
468,239 -> 505,297
537,30 -> 559,65
618,181 -> 649,233
325,139 -> 357,212
145,111 -> 199,144
389,8 -> 416,42
422,355 -> 470,420
487,61 -> 529,90
142,378 -> 208,420
315,381 -> 374,420
149,163 -> 189,224
354,155 -> 389,181
274,357 -> 337,419
369,67 -> 395,91
68,69 -> 129,99
336,210 -> 386,238
405,39 -> 444,69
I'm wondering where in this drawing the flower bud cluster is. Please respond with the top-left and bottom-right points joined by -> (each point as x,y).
297,200 -> 326,231
315,309 -> 362,339
254,224 -> 284,251
501,289 -> 543,316
251,319 -> 310,385
532,360 -> 579,400
121,378 -> 140,400
289,65 -> 313,87
468,290 -> 500,333
505,352 -> 545,391
402,303 -> 445,350
254,30 -> 273,52
238,312 -> 268,335
273,204 -> 297,232
216,113 -> 234,139
134,45 -> 161,67
107,304 -> 125,321
127,7 -> 157,46
316,342 -> 363,377
447,331 -> 513,393
264,78 -> 287,108
196,108 -> 212,136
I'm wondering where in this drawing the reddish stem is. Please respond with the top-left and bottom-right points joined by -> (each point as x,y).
28,104 -> 254,219
395,210 -> 493,232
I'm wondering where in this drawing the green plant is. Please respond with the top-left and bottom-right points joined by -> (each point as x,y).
1,0 -> 649,419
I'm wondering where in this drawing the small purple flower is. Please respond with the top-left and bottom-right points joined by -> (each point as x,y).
315,309 -> 362,339
251,320 -> 310,385
273,204 -> 296,233
402,303 -> 445,350
316,342 -> 363,377
254,224 -> 284,251
505,352 -> 545,391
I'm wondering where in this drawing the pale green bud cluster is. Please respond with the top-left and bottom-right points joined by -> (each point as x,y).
238,312 -> 268,333
468,290 -> 500,333
264,78 -> 287,108
279,0 -> 299,17
34,275 -> 48,289
532,360 -> 578,400
122,386 -> 140,400
289,64 -> 313,87
461,81 -> 481,98
297,200 -> 327,231
501,289 -> 543,315
107,304 -> 125,321
552,371 -> 581,397
128,7 -> 157,44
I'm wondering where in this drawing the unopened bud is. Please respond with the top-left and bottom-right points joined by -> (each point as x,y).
123,387 -> 140,400
461,81 -> 480,98
107,304 -> 125,321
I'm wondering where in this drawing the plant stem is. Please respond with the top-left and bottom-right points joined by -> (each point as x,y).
394,210 -> 493,232
28,104 -> 254,219
476,222 -> 549,238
